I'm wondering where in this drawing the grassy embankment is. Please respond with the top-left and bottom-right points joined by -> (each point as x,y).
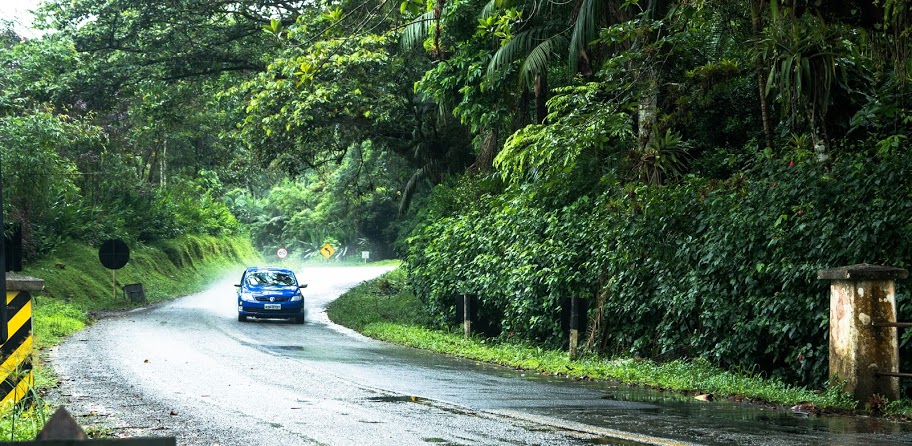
0,235 -> 262,440
327,267 -> 912,419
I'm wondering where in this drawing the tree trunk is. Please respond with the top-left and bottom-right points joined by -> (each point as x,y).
434,0 -> 445,59
637,66 -> 658,151
750,0 -> 774,149
146,147 -> 159,185
471,128 -> 499,173
534,73 -> 548,125
635,1 -> 661,152
479,130 -> 497,172
515,87 -> 531,130
161,139 -> 168,187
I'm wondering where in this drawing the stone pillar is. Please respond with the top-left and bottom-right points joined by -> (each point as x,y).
818,264 -> 907,403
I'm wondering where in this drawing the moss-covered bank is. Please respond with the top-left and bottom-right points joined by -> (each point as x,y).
0,235 -> 261,440
24,235 -> 261,350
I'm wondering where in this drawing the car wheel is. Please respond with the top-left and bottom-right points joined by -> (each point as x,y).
238,314 -> 248,322
293,315 -> 305,324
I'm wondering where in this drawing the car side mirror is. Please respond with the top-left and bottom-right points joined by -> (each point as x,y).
234,284 -> 241,287
299,284 -> 308,289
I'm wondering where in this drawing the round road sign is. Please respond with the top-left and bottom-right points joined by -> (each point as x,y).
98,239 -> 130,270
276,247 -> 288,259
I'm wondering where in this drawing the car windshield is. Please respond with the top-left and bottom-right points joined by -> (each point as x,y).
245,271 -> 296,287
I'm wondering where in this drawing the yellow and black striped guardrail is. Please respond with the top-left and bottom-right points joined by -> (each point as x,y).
1,289 -> 33,406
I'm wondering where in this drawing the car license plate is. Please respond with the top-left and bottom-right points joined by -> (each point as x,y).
264,304 -> 281,310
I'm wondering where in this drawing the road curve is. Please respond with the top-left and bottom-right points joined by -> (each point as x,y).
46,266 -> 912,446
46,266 -> 613,445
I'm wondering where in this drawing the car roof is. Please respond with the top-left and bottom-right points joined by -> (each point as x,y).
245,266 -> 296,274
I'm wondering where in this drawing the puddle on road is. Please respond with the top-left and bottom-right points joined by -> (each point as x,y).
367,395 -> 428,404
526,382 -> 912,446
582,439 -> 647,446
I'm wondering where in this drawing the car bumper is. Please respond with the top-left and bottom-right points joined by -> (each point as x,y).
238,301 -> 304,319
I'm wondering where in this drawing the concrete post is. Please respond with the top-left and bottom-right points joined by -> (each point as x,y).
6,272 -> 44,293
3,272 -> 43,406
818,264 -> 907,403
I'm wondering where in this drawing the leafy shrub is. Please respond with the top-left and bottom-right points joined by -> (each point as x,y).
406,149 -> 912,387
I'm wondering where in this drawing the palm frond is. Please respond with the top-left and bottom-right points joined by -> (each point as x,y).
487,28 -> 565,84
399,167 -> 427,214
480,0 -> 497,19
487,29 -> 539,82
519,34 -> 568,89
400,11 -> 435,52
569,0 -> 606,74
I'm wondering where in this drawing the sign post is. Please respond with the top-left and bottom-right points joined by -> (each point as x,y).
98,239 -> 130,300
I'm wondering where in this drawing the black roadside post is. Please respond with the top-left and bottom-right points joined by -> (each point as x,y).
0,156 -> 8,343
569,297 -> 579,359
463,294 -> 472,338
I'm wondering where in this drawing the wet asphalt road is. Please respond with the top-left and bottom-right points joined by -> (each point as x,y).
47,267 -> 912,445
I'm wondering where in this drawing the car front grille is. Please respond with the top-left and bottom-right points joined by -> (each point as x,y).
254,296 -> 290,302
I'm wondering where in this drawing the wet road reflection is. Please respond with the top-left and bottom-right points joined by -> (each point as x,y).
50,266 -> 911,446
267,277 -> 912,446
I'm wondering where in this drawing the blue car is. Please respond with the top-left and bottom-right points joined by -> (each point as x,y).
235,267 -> 308,323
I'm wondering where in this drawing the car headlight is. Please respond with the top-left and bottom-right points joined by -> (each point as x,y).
290,290 -> 303,302
240,291 -> 256,302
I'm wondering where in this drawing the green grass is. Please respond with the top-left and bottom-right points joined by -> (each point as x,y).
0,404 -> 51,441
326,267 -> 425,331
0,234 -> 263,439
328,268 -> 912,418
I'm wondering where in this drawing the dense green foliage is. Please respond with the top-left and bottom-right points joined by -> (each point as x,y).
224,143 -> 412,259
396,0 -> 912,393
407,149 -> 912,386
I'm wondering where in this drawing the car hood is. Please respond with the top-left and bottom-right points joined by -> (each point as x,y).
242,285 -> 300,297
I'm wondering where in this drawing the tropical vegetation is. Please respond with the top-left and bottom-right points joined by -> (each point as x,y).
1,0 -> 911,407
